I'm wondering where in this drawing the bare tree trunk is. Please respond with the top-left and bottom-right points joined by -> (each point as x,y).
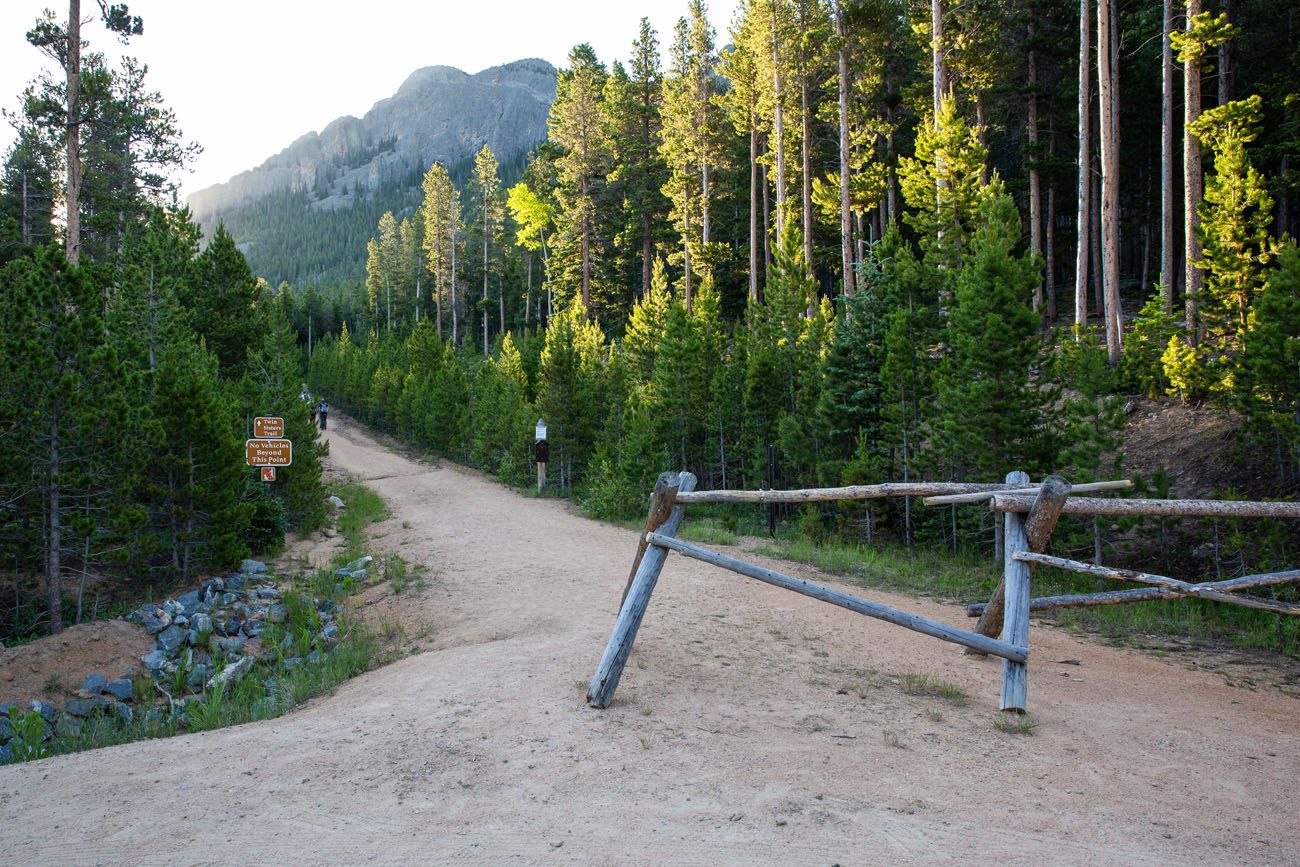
1098,0 -> 1122,364
770,1 -> 787,230
1161,0 -> 1176,310
1184,0 -> 1204,339
1092,167 -> 1104,314
65,0 -> 81,266
451,224 -> 459,346
642,214 -> 653,300
483,205 -> 490,358
1028,33 -> 1043,312
761,158 -> 772,285
1218,0 -> 1234,105
1047,179 -> 1058,322
1074,0 -> 1092,336
932,0 -> 948,114
836,0 -> 856,302
702,159 -> 712,247
801,75 -> 815,270
46,419 -> 62,634
581,173 -> 591,309
750,126 -> 760,303
683,209 -> 694,312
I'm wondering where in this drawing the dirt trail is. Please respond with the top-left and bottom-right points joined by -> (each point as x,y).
3,415 -> 1298,866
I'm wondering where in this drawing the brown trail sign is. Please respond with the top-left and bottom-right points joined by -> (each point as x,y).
246,439 -> 292,467
253,416 -> 284,438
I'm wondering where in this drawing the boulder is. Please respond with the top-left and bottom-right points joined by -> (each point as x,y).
64,698 -> 99,718
103,679 -> 134,702
157,625 -> 185,652
345,555 -> 374,573
81,674 -> 108,695
30,700 -> 55,722
327,495 -> 345,509
186,664 -> 211,691
242,619 -> 265,638
267,604 -> 287,624
0,701 -> 17,717
225,574 -> 245,591
217,636 -> 246,655
0,716 -> 12,742
240,559 -> 269,574
321,624 -> 341,646
54,715 -> 81,738
206,655 -> 255,692
256,586 -> 282,600
142,613 -> 168,635
190,613 -> 213,635
141,650 -> 167,671
110,702 -> 133,725
176,591 -> 204,616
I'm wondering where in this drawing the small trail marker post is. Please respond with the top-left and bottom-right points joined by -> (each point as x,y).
535,419 -> 548,495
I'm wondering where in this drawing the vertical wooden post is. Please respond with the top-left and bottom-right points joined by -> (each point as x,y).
968,471 -> 1029,649
537,461 -> 546,495
619,472 -> 682,609
588,472 -> 697,709
970,474 -> 1070,648
1000,502 -> 1031,712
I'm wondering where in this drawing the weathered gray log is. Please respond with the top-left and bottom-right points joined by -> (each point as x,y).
1000,503 -> 1032,713
969,474 -> 1070,651
966,567 -> 1300,616
967,586 -> 1174,615
619,472 -> 681,610
645,532 -> 1027,662
989,495 -> 1300,518
923,479 -> 1131,506
675,481 -> 1061,505
588,472 -> 697,709
1013,552 -> 1300,616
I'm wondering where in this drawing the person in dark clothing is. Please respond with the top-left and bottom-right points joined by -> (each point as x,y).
318,400 -> 329,430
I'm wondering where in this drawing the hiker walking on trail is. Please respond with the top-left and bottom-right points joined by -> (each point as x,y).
318,399 -> 329,431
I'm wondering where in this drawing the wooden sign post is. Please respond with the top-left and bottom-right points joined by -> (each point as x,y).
535,419 -> 548,495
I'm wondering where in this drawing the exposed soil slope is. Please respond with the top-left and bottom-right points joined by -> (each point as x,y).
2,414 -> 1297,866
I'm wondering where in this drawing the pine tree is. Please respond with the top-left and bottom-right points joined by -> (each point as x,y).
472,144 -> 505,355
185,224 -> 264,380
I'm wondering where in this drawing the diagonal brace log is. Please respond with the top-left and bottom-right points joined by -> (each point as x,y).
1012,552 -> 1300,616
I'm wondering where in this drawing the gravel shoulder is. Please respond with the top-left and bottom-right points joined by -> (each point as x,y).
2,413 -> 1297,866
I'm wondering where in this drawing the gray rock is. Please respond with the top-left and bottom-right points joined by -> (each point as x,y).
348,569 -> 368,582
217,636 -> 246,655
221,592 -> 240,606
242,620 -> 264,638
64,698 -> 99,718
103,679 -> 134,702
328,495 -> 346,509
81,674 -> 108,695
207,655 -> 256,692
176,591 -> 203,616
241,559 -> 269,574
225,574 -> 245,591
282,657 -> 303,671
142,613 -> 167,635
157,624 -> 186,652
186,629 -> 201,647
186,664 -> 211,691
346,555 -> 374,572
334,567 -> 354,579
141,650 -> 167,671
0,701 -> 17,717
0,744 -> 11,764
190,613 -> 213,635
257,586 -> 282,600
201,576 -> 225,594
306,650 -> 321,664
30,700 -> 55,721
321,624 -> 341,646
143,707 -> 165,725
267,604 -> 287,624
110,702 -> 133,724
0,716 -> 13,742
55,715 -> 82,737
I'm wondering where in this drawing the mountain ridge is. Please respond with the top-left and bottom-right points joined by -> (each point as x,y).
186,58 -> 557,285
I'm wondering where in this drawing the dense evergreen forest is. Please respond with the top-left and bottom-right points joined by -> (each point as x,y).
0,4 -> 326,639
303,0 -> 1298,580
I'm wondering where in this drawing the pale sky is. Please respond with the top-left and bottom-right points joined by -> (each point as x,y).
0,0 -> 741,199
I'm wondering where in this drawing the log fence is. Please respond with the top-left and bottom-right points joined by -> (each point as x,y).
587,468 -> 1300,715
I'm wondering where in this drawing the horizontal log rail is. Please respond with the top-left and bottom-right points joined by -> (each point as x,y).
1012,552 -> 1300,616
646,532 -> 1028,662
989,495 -> 1300,519
676,481 -> 1076,505
922,479 -> 1131,506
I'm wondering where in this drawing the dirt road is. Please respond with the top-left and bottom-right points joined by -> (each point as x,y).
3,416 -> 1298,865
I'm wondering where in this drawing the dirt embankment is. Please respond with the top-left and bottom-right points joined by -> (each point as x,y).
1,413 -> 1298,866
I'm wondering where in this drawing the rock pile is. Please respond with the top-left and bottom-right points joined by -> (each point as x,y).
1,556 -> 366,764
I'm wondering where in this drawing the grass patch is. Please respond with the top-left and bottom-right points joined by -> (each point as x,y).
679,518 -> 738,546
899,673 -> 969,706
329,480 -> 389,558
993,712 -> 1038,735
